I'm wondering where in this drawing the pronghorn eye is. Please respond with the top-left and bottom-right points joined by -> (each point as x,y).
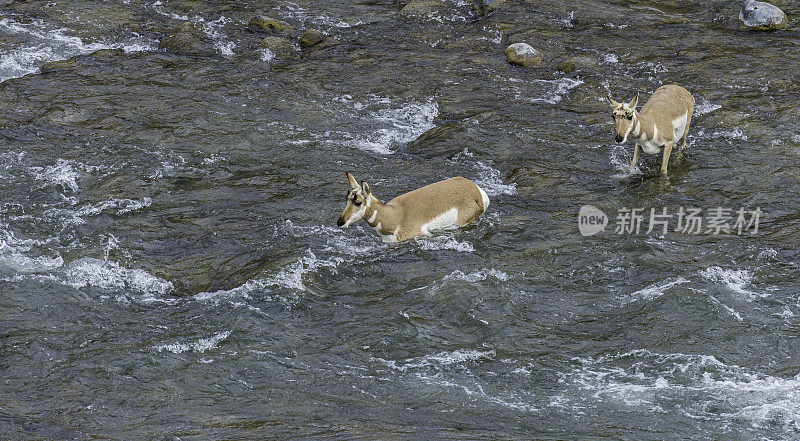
354,200 -> 361,206
626,115 -> 632,120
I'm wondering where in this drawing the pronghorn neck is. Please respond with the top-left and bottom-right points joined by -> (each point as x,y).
363,194 -> 400,237
631,110 -> 655,142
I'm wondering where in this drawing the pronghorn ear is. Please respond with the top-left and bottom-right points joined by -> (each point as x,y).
628,93 -> 638,109
607,95 -> 619,107
360,181 -> 371,196
346,172 -> 359,189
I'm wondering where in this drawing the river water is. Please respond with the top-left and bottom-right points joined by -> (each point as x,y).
1,0 -> 799,439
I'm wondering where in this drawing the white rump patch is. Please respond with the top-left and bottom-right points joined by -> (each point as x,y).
478,186 -> 490,212
421,208 -> 459,235
672,111 -> 688,142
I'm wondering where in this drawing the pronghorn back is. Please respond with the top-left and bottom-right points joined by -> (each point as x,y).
389,177 -> 487,228
640,84 -> 694,129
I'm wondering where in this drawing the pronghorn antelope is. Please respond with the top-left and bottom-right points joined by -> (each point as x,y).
337,172 -> 489,242
608,84 -> 695,174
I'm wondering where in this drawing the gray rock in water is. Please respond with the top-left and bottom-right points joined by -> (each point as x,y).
471,0 -> 510,16
158,21 -> 214,55
399,0 -> 446,20
300,29 -> 327,48
739,0 -> 786,30
505,43 -> 543,67
248,16 -> 294,34
557,55 -> 599,74
260,37 -> 297,58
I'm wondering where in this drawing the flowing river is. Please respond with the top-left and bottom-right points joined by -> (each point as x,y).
1,0 -> 799,439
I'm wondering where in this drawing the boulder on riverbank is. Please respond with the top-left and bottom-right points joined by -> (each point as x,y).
739,0 -> 786,30
505,43 -> 543,67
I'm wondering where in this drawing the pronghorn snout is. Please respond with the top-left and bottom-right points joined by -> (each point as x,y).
615,134 -> 624,143
336,216 -> 346,227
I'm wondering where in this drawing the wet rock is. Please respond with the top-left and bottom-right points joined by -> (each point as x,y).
40,58 -> 79,74
557,55 -> 599,73
472,0 -> 510,16
505,43 -> 542,67
158,21 -> 214,55
300,29 -> 327,48
399,0 -> 446,20
739,0 -> 786,30
260,37 -> 296,57
248,16 -> 294,34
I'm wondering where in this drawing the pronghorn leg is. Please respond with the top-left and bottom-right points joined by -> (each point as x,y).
680,126 -> 690,149
630,143 -> 640,171
682,113 -> 693,149
660,141 -> 674,175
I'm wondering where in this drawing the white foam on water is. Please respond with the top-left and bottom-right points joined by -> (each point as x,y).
700,266 -> 764,299
155,330 -> 231,354
417,236 -> 475,252
415,372 -> 538,412
603,53 -> 619,64
560,350 -> 800,436
528,77 -> 584,104
449,149 -> 517,196
695,99 -> 722,116
709,295 -> 744,321
278,2 -> 358,29
608,143 -> 642,176
64,258 -> 174,301
203,16 -> 236,57
373,349 -> 536,412
148,5 -> 236,56
31,159 -> 82,192
620,277 -> 690,304
696,127 -> 748,141
194,249 -> 339,303
373,349 -> 496,372
0,227 -> 63,273
422,268 -> 511,296
0,18 -> 155,82
441,268 -> 510,284
257,48 -> 275,62
77,197 -> 153,216
349,100 -> 439,154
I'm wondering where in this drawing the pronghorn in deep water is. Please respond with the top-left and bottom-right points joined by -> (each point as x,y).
337,172 -> 489,242
608,84 -> 695,174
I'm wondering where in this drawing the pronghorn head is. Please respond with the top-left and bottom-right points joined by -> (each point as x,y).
337,172 -> 372,228
608,93 -> 639,143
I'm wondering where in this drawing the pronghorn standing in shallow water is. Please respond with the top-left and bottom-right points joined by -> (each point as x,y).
337,172 -> 489,242
608,84 -> 695,174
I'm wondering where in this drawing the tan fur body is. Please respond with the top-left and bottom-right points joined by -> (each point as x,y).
610,84 -> 695,174
338,174 -> 488,242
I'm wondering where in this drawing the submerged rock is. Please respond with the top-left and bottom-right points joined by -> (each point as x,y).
557,55 -> 599,74
399,0 -> 446,20
300,29 -> 327,48
260,37 -> 296,57
248,16 -> 294,34
159,21 -> 214,55
739,0 -> 786,30
505,43 -> 543,67
472,0 -> 510,16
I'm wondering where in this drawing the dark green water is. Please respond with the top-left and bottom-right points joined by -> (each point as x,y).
1,0 -> 799,439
